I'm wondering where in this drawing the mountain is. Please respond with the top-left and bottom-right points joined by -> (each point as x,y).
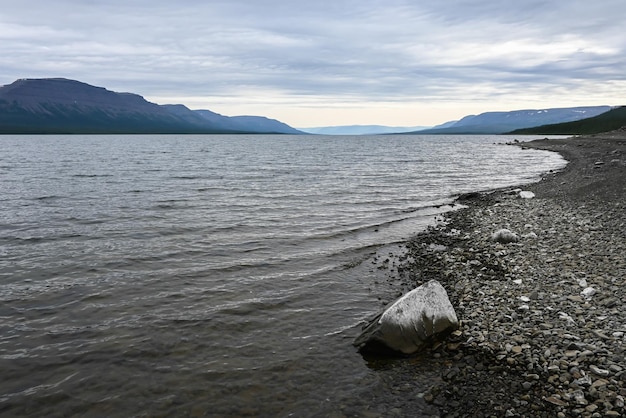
508,106 -> 626,135
429,120 -> 459,130
298,125 -> 430,135
161,105 -> 302,134
409,106 -> 612,135
192,110 -> 302,134
0,78 -> 302,134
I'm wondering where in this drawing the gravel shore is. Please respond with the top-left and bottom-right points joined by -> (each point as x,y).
374,131 -> 625,417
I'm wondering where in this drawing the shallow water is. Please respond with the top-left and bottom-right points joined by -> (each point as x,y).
0,134 -> 566,416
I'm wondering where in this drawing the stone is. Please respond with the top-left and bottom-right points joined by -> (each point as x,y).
581,287 -> 597,299
589,365 -> 610,377
545,396 -> 568,406
428,243 -> 448,252
519,190 -> 536,199
571,390 -> 588,405
591,378 -> 609,388
559,312 -> 577,327
592,330 -> 611,340
354,280 -> 459,354
575,375 -> 593,387
491,229 -> 519,244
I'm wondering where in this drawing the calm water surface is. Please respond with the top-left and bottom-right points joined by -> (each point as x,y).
0,134 -> 566,416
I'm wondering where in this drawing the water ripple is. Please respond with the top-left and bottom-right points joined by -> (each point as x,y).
0,133 -> 566,416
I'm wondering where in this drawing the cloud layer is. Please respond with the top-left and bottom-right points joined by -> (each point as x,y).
1,0 -> 624,126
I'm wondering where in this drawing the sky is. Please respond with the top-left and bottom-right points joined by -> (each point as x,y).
1,0 -> 624,128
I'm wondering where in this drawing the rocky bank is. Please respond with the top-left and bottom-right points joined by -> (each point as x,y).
376,131 -> 625,417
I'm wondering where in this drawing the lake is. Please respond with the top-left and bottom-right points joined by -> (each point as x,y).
0,134 -> 566,416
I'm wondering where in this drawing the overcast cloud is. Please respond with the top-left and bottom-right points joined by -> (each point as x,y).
1,0 -> 624,126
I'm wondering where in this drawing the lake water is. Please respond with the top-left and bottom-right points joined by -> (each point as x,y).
0,134 -> 566,416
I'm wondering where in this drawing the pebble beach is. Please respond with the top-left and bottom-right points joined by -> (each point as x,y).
375,131 -> 625,417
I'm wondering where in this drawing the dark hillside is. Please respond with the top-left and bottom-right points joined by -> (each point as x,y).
509,106 -> 626,135
0,78 -> 223,133
0,78 -> 302,134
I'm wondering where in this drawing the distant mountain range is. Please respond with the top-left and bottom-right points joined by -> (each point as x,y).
1,78 -> 620,136
0,78 -> 302,134
410,106 -> 612,135
509,106 -> 626,135
299,106 -> 615,135
299,125 -> 430,135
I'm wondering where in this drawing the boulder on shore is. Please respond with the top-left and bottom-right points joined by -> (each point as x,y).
354,280 -> 459,355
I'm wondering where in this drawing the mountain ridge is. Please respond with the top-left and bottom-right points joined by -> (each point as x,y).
509,106 -> 626,135
1,78 -> 619,136
408,106 -> 612,135
0,78 -> 302,134
299,106 -> 614,136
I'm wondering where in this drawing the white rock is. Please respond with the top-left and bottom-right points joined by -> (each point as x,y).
559,311 -> 577,327
491,229 -> 519,244
522,232 -> 538,239
518,191 -> 535,199
519,296 -> 531,302
578,278 -> 588,288
575,375 -> 592,387
581,287 -> 596,299
354,280 -> 459,354
428,243 -> 448,252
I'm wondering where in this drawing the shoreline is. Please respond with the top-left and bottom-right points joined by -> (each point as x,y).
373,131 -> 625,417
